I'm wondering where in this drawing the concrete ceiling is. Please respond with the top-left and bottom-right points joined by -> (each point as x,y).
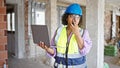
105,0 -> 120,11
106,0 -> 120,2
57,0 -> 86,6
106,0 -> 120,6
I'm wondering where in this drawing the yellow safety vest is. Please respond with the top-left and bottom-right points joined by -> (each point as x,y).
56,27 -> 79,54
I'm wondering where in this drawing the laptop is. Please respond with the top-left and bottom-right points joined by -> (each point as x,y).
31,25 -> 50,47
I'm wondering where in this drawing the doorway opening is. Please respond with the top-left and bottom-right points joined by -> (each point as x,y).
6,4 -> 16,57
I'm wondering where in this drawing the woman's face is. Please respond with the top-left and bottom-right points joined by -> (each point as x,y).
67,14 -> 80,26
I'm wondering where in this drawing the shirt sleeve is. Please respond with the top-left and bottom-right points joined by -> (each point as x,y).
47,31 -> 57,57
79,29 -> 92,56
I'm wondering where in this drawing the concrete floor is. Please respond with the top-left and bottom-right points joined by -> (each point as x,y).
8,55 -> 52,68
104,52 -> 120,68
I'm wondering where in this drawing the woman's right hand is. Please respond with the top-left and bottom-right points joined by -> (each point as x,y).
38,41 -> 48,51
38,41 -> 55,55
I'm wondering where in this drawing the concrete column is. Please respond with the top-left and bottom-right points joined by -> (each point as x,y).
86,0 -> 105,68
45,0 -> 57,67
46,0 -> 57,39
15,0 -> 25,58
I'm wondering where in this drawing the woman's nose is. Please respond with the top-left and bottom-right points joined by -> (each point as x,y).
73,17 -> 77,21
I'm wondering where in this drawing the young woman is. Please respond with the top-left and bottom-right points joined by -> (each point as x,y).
38,3 -> 92,68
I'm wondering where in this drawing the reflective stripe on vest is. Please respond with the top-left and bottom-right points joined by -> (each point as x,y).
56,52 -> 82,58
54,63 -> 87,68
54,56 -> 86,66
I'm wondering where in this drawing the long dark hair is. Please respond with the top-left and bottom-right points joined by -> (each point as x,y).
62,13 -> 82,27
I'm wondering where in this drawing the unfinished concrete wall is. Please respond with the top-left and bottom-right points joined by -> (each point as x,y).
24,0 -> 29,57
81,6 -> 86,28
0,0 -> 8,68
105,2 -> 120,38
104,11 -> 112,40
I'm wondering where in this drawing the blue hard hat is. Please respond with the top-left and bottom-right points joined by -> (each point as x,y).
65,3 -> 82,16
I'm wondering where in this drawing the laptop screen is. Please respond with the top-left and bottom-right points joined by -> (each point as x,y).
31,25 -> 50,47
